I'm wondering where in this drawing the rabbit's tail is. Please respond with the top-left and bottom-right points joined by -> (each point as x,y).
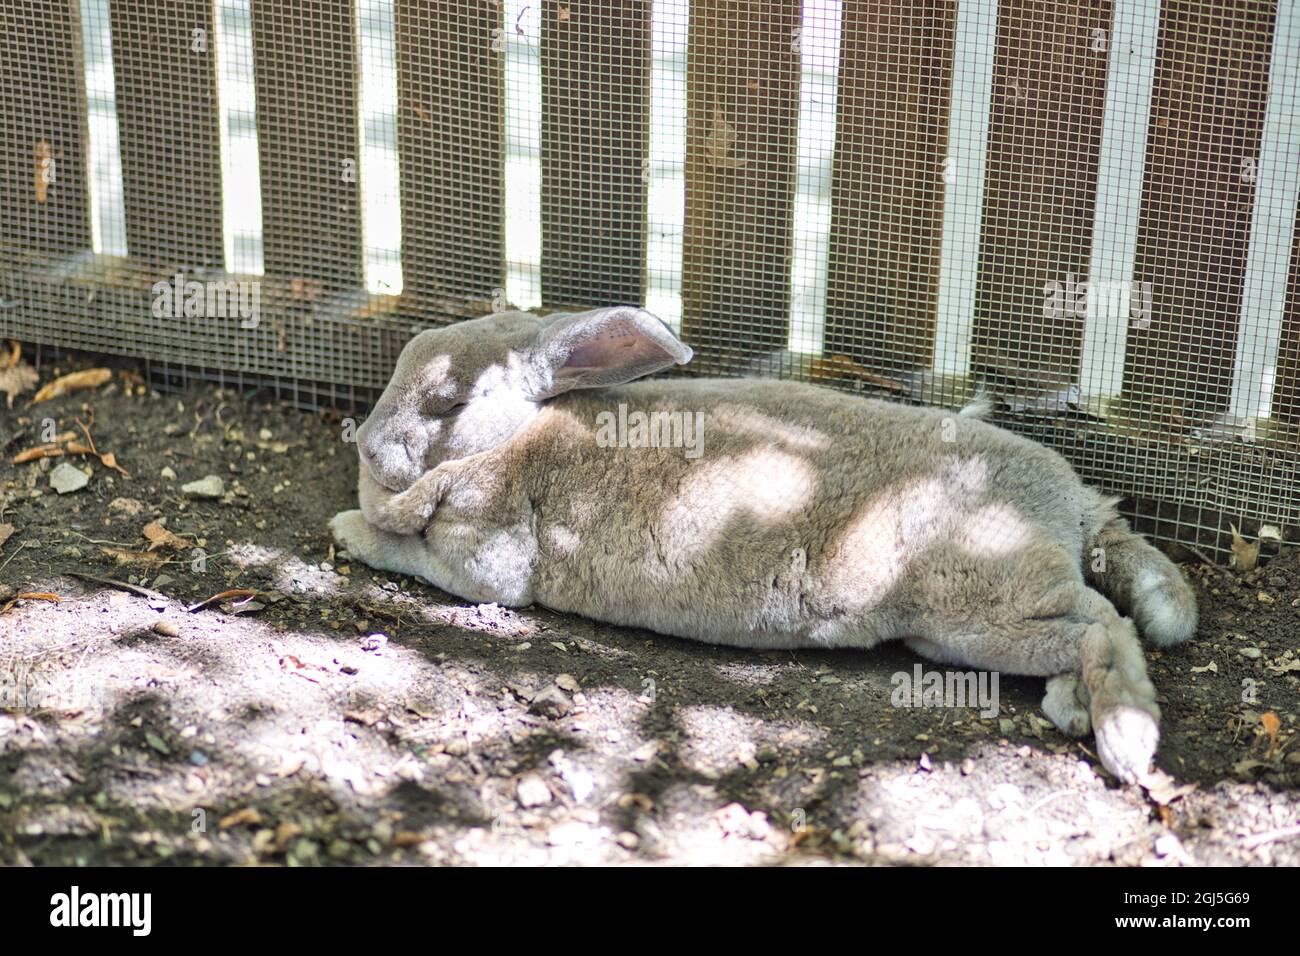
958,390 -> 994,420
1084,504 -> 1198,647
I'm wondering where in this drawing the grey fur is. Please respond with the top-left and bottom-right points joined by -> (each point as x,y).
332,307 -> 1198,784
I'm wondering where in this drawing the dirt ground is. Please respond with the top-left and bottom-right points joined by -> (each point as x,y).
1,354 -> 1297,866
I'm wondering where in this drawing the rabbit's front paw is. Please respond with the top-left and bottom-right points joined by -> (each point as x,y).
330,509 -> 382,564
368,468 -> 448,535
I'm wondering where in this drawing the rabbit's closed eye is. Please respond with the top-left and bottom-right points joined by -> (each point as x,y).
420,394 -> 467,418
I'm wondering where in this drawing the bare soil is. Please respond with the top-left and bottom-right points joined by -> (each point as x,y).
1,356 -> 1297,866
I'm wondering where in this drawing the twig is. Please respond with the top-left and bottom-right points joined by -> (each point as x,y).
1184,545 -> 1235,581
0,540 -> 29,575
63,571 -> 166,603
1241,824 -> 1300,850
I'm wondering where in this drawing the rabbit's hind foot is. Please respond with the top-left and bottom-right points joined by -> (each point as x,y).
1042,673 -> 1091,737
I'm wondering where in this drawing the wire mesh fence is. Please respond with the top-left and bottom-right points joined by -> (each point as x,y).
2,0 -> 1299,558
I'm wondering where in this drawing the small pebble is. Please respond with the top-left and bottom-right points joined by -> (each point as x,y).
516,773 -> 552,808
182,475 -> 225,499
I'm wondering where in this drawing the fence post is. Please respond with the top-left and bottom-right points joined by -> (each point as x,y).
1122,0 -> 1277,428
251,0 -> 364,292
0,0 -> 93,257
109,0 -> 225,270
395,0 -> 504,305
681,0 -> 800,370
824,0 -> 957,378
540,0 -> 651,308
969,0 -> 1114,413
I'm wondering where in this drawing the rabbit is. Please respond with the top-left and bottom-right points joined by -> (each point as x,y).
330,306 -> 1198,784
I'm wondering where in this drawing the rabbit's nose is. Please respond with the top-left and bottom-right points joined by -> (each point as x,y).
359,428 -> 382,464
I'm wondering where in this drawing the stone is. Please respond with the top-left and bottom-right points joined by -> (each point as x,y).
516,772 -> 553,808
181,475 -> 225,498
49,462 -> 89,494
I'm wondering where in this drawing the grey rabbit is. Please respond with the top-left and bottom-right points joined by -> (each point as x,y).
330,306 -> 1198,784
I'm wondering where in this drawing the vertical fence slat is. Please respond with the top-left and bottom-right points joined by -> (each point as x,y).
1273,208 -> 1300,428
251,0 -> 362,290
109,0 -> 224,269
1122,1 -> 1276,423
970,0 -> 1113,409
395,0 -> 503,303
681,0 -> 800,365
540,0 -> 650,307
823,0 -> 956,375
0,1 -> 92,256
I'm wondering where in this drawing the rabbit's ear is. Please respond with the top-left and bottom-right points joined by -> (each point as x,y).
530,306 -> 693,399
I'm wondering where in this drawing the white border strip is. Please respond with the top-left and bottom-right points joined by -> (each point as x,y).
356,0 -> 401,295
932,0 -> 997,377
1231,0 -> 1300,422
503,0 -> 542,310
214,0 -> 263,275
1078,0 -> 1160,402
646,0 -> 689,330
787,0 -> 842,355
78,0 -> 127,257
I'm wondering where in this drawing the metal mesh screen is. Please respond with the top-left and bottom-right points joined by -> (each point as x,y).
2,0 -> 1299,557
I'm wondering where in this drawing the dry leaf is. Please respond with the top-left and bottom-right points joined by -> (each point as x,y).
271,822 -> 303,853
0,524 -> 14,549
1140,768 -> 1198,806
1261,711 -> 1281,757
35,140 -> 52,203
142,520 -> 187,551
11,444 -> 65,464
32,368 -> 112,404
100,547 -> 166,568
218,808 -> 263,829
811,354 -> 908,392
1229,523 -> 1260,572
67,419 -> 131,478
0,592 -> 62,615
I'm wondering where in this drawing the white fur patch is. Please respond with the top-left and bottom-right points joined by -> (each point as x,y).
1134,568 -> 1197,646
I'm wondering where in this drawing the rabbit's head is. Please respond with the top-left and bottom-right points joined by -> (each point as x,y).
357,306 -> 692,491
